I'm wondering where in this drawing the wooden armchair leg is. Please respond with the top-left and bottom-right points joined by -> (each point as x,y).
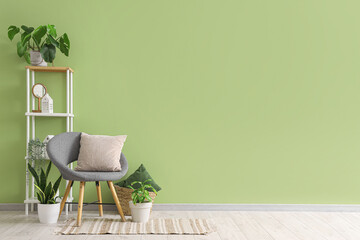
107,181 -> 126,222
58,180 -> 73,219
77,181 -> 85,227
95,181 -> 103,216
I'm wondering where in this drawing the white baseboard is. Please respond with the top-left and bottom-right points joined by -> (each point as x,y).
2,203 -> 360,212
154,204 -> 360,212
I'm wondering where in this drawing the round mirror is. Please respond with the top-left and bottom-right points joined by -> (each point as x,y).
32,83 -> 47,99
31,83 -> 47,113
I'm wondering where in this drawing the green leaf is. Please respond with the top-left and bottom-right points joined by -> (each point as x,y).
59,33 -> 70,56
53,175 -> 62,194
35,184 -> 45,204
48,35 -> 59,48
133,194 -> 138,205
27,163 -> 39,186
143,179 -> 152,184
49,188 -> 56,202
40,44 -> 56,63
8,25 -> 20,40
32,25 -> 47,46
21,33 -> 31,46
24,51 -> 31,64
47,24 -> 57,38
131,192 -> 137,199
21,25 -> 34,33
36,192 -> 42,203
44,182 -> 52,203
40,169 -> 46,191
145,195 -> 152,202
45,162 -> 52,178
146,185 -> 157,194
131,181 -> 142,186
17,42 -> 26,57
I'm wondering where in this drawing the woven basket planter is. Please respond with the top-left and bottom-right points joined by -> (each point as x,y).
114,185 -> 157,216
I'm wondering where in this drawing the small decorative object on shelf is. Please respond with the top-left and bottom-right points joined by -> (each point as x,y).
41,93 -> 53,113
32,83 -> 47,112
42,135 -> 54,159
7,25 -> 70,65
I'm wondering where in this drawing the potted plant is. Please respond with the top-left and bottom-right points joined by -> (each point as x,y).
128,179 -> 158,223
28,162 -> 62,224
7,24 -> 70,66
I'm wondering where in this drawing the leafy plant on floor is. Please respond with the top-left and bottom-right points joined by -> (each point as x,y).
7,24 -> 70,63
128,179 -> 158,205
28,162 -> 62,204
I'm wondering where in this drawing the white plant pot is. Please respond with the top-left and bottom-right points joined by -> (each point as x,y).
37,203 -> 60,224
129,201 -> 152,223
30,50 -> 47,66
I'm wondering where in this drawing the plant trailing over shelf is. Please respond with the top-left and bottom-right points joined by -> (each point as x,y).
28,162 -> 62,204
128,179 -> 158,205
7,24 -> 70,64
28,138 -> 45,160
28,138 -> 46,171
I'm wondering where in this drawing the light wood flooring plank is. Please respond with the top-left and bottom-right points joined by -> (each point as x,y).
269,212 -> 328,240
244,211 -> 301,240
231,212 -> 274,240
291,212 -> 347,240
307,212 -> 360,240
208,212 -> 247,240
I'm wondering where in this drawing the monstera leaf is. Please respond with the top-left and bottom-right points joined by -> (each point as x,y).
8,26 -> 20,40
59,33 -> 70,56
40,44 -> 56,63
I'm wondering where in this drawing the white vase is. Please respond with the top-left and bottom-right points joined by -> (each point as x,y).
30,50 -> 47,66
129,201 -> 152,223
37,203 -> 60,224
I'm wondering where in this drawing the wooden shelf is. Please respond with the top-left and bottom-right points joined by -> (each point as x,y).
25,112 -> 74,117
25,66 -> 74,73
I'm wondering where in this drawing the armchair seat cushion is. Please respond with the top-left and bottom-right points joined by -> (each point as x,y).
68,170 -> 127,182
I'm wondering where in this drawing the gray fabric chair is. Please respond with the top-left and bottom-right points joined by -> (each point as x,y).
47,132 -> 128,226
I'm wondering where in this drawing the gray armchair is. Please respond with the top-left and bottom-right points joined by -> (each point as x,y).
47,132 -> 128,226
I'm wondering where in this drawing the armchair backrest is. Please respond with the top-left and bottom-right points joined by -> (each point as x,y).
47,132 -> 81,172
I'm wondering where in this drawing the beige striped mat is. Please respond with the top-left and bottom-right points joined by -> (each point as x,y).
57,218 -> 215,235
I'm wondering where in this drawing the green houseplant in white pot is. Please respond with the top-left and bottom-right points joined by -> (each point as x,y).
128,180 -> 158,223
28,162 -> 62,224
7,24 -> 70,66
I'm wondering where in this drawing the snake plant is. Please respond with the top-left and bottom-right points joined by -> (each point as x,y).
28,162 -> 62,204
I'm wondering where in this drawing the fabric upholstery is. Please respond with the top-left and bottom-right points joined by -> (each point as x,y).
47,132 -> 128,181
115,164 -> 161,192
76,133 -> 126,172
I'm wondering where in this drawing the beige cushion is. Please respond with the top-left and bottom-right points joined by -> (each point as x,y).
75,133 -> 127,172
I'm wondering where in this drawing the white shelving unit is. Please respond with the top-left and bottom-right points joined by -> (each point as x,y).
24,66 -> 75,215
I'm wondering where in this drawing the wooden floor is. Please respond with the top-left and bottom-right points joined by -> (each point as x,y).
1,210 -> 360,239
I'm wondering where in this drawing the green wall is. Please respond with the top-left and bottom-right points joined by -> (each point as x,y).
1,0 -> 360,204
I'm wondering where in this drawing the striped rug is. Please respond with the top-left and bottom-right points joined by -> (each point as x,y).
57,218 -> 214,235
